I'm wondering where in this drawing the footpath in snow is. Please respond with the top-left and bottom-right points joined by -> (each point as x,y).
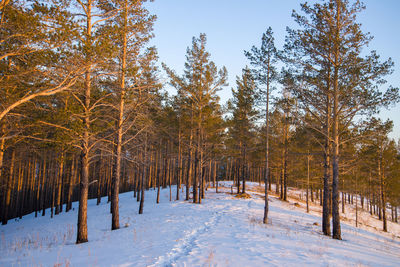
1,182 -> 400,267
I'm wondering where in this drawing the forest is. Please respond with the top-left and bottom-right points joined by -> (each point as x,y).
1,0 -> 399,249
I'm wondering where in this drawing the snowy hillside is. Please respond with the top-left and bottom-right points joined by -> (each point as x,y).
1,183 -> 399,267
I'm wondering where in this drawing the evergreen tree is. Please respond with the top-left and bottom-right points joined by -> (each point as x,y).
106,0 -> 157,231
163,33 -> 227,203
245,27 -> 277,224
283,0 -> 399,239
227,68 -> 258,194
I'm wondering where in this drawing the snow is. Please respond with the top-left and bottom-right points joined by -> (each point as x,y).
1,183 -> 399,267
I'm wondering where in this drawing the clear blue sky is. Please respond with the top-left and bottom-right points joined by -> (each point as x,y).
146,0 -> 400,140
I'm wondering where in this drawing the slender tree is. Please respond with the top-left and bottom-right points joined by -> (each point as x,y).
227,68 -> 258,194
245,27 -> 277,224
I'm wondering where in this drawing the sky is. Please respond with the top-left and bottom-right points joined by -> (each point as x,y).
145,0 -> 400,140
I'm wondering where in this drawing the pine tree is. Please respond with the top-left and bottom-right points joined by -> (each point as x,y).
245,27 -> 277,224
107,0 -> 156,231
227,68 -> 258,194
71,0 -> 120,244
283,0 -> 399,239
163,33 -> 227,203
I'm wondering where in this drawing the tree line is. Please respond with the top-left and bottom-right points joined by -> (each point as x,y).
0,0 -> 399,244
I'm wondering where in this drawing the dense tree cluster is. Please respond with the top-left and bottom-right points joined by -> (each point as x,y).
0,0 -> 399,244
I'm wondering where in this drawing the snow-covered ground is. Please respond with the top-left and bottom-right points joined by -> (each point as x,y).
1,182 -> 399,267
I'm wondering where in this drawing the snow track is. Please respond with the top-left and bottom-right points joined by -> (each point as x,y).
150,208 -> 223,267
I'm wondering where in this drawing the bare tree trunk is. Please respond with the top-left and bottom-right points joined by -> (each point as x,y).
322,144 -> 331,236
341,191 -> 345,213
66,157 -> 76,212
35,159 -> 42,217
242,146 -> 246,194
280,167 -> 283,199
283,118 -> 288,201
77,66 -> 91,244
0,125 -> 5,221
214,161 -> 218,193
355,172 -> 358,228
138,167 -> 145,214
97,153 -> 103,205
275,169 -> 279,195
51,156 -> 57,218
15,160 -> 23,219
139,137 -> 148,214
55,153 -> 64,215
41,155 -> 48,217
176,128 -> 182,201
156,149 -> 160,204
2,149 -> 15,225
378,157 -> 387,232
168,158 -> 172,202
186,143 -> 192,201
306,153 -> 310,213
0,124 -> 5,180
193,140 -> 198,204
77,148 -> 89,243
236,161 -> 240,194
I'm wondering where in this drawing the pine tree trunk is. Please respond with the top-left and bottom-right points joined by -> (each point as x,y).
77,148 -> 89,243
55,153 -> 64,215
76,0 -> 93,244
341,191 -> 345,213
242,146 -> 246,194
138,166 -> 143,199
51,157 -> 56,218
41,155 -> 47,216
139,168 -> 145,214
280,168 -> 283,199
35,159 -> 42,217
77,70 -> 91,243
156,150 -> 160,204
176,130 -> 182,201
236,161 -> 240,194
0,125 -> 6,221
306,153 -> 310,213
138,166 -> 145,214
2,149 -> 15,225
378,157 -> 387,232
169,158 -> 172,202
331,4 -> 342,240
186,145 -> 192,201
214,161 -> 218,193
96,154 -> 103,205
15,160 -> 23,219
200,147 -> 204,202
283,120 -> 288,201
322,144 -> 331,236
263,59 -> 270,225
332,78 -> 341,239
139,138 -> 148,214
67,157 -> 76,212
391,206 -> 395,222
361,196 -> 364,209
193,143 -> 198,204
275,169 -> 279,195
